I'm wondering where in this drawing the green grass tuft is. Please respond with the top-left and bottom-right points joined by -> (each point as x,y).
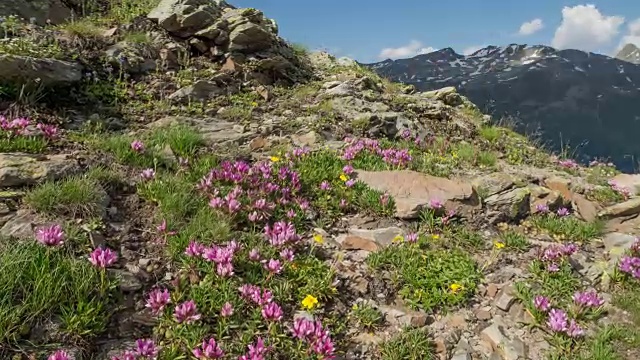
24,174 -> 108,218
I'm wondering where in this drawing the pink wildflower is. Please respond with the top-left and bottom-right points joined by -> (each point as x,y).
547,308 -> 568,333
280,248 -> 295,262
89,247 -> 118,268
533,295 -> 551,312
145,288 -> 171,315
320,181 -> 331,190
428,198 -> 444,209
48,350 -> 69,360
192,337 -> 224,359
135,339 -> 158,358
248,248 -> 261,261
131,140 -> 145,152
185,240 -> 205,257
263,259 -> 283,274
220,302 -> 234,317
36,224 -> 65,246
141,168 -> 155,180
37,123 -> 59,139
174,300 -> 201,324
239,338 -> 270,360
261,302 -> 283,321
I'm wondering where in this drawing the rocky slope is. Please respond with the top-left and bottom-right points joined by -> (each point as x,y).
1,2 -> 640,360
366,44 -> 640,173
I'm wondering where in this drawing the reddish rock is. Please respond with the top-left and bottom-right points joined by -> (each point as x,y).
356,170 -> 479,219
572,193 -> 600,222
249,137 -> 268,150
487,283 -> 500,298
544,176 -> 573,201
336,235 -> 379,252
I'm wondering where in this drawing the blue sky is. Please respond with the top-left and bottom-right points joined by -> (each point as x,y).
232,0 -> 640,63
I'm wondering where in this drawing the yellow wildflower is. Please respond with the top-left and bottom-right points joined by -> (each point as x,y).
313,234 -> 324,244
339,174 -> 348,182
431,234 -> 440,240
493,241 -> 506,250
270,156 -> 280,162
393,235 -> 404,243
251,101 -> 258,107
450,283 -> 463,293
301,294 -> 318,310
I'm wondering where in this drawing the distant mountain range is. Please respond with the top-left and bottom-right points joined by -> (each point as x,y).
365,43 -> 640,173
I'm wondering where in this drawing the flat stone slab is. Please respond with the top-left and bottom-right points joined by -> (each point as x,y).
356,170 -> 479,218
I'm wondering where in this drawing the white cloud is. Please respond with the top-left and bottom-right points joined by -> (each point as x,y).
551,4 -> 624,51
620,18 -> 640,47
378,40 -> 436,59
518,18 -> 544,35
461,45 -> 484,55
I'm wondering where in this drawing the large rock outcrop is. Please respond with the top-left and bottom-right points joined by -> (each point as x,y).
147,0 -> 310,85
0,54 -> 83,86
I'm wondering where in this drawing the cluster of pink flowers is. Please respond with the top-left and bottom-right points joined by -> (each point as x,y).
0,116 -> 59,139
200,160 -> 309,225
588,160 -> 615,168
538,243 -> 578,272
185,239 -> 239,277
111,338 -> 159,360
535,203 -> 550,214
378,148 -> 412,166
557,158 -> 579,169
573,290 -> 604,309
400,129 -> 433,146
292,318 -> 336,359
608,179 -> 631,199
535,204 -> 572,217
405,232 -> 419,243
239,337 -> 271,360
546,308 -> 584,338
34,224 -> 119,270
342,137 -> 412,168
193,338 -> 224,359
239,284 -> 273,305
618,238 -> 640,279
534,290 -> 602,339
286,146 -> 311,159
238,284 -> 283,321
264,220 -> 300,247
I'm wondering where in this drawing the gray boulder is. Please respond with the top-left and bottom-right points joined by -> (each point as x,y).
0,54 -> 82,86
